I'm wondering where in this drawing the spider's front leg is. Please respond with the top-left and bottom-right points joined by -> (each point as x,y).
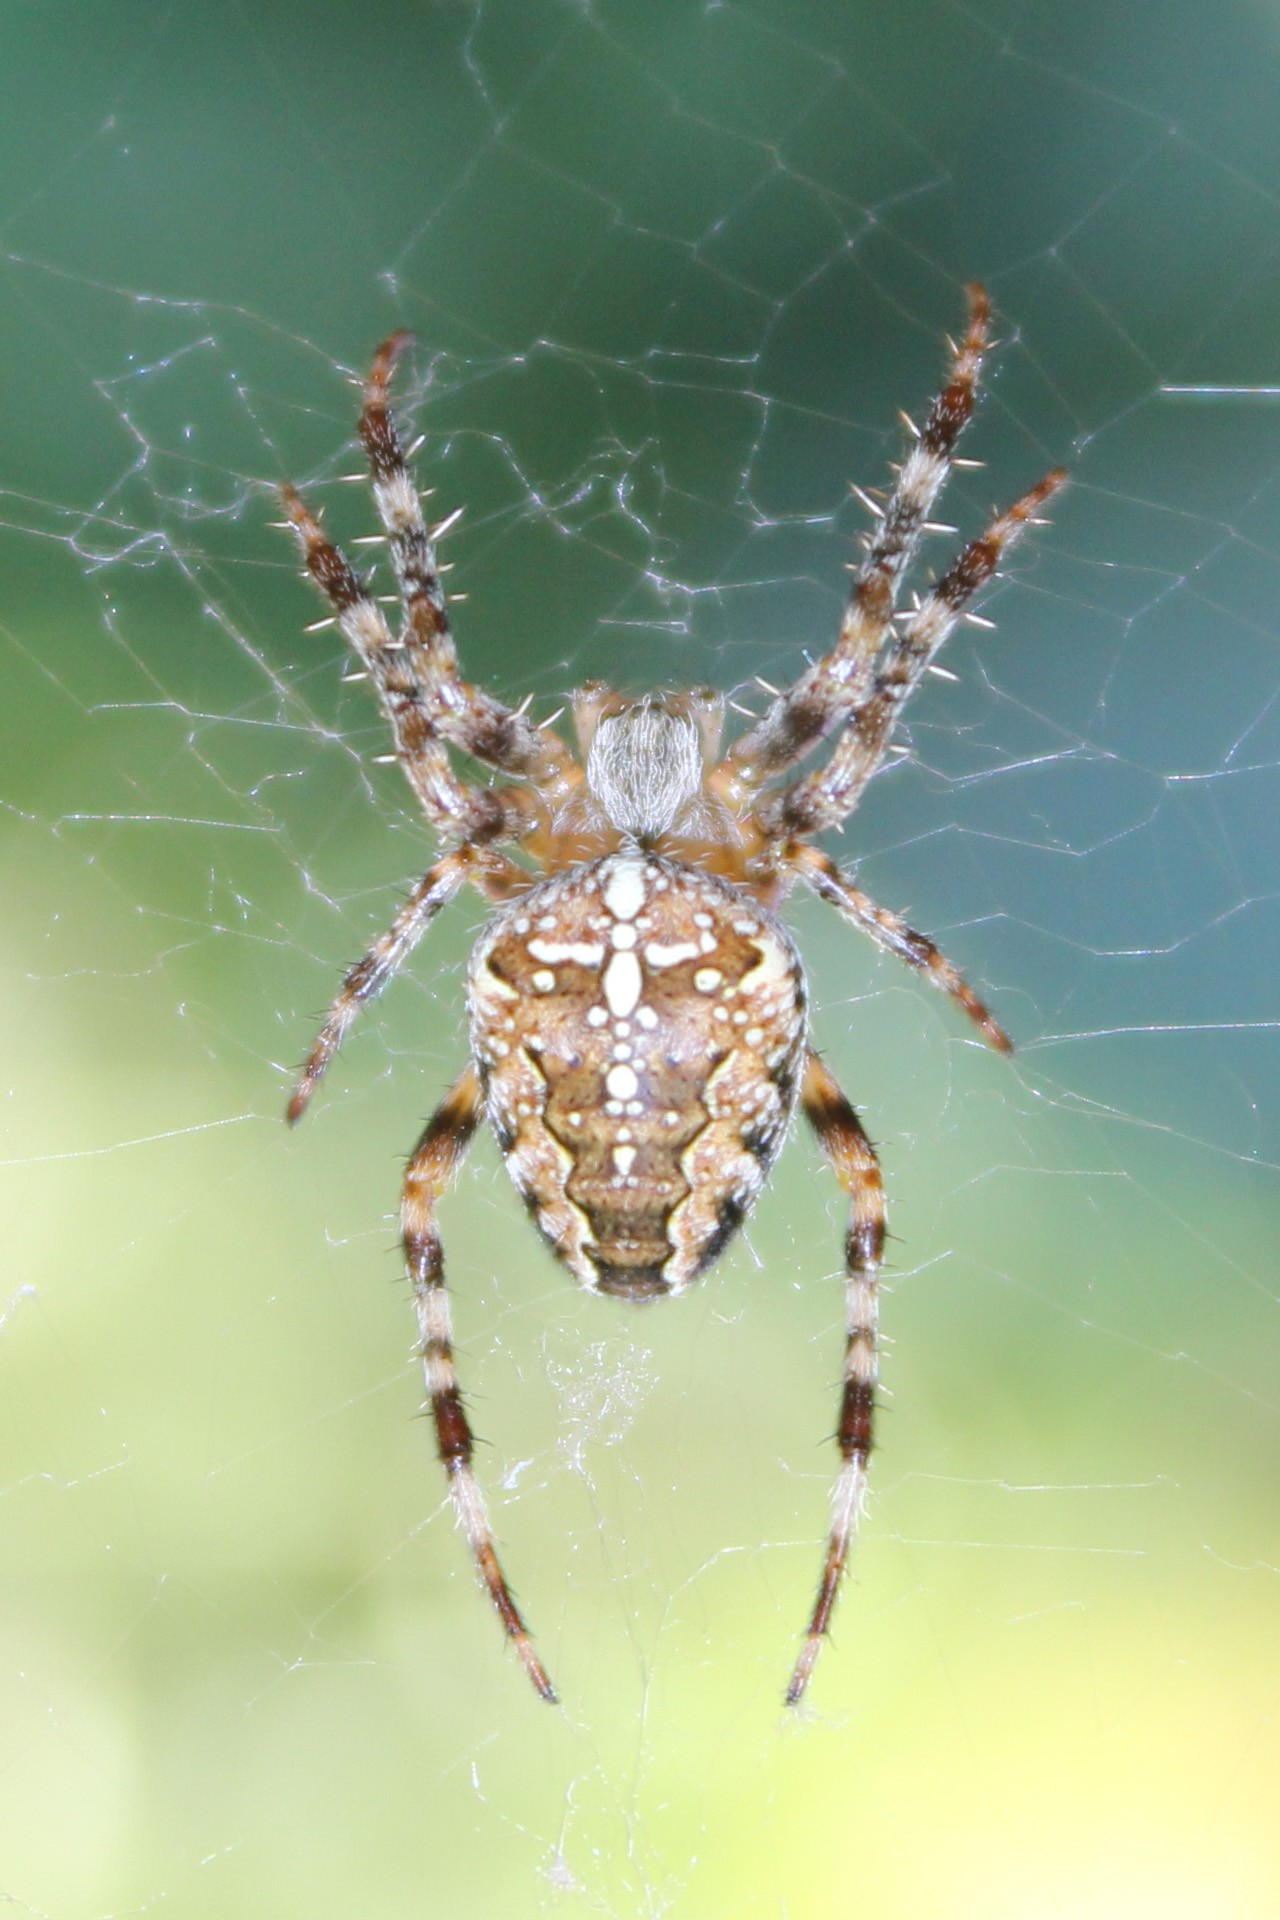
403,1065 -> 557,1704
280,484 -> 531,845
358,332 -> 576,794
788,1049 -> 885,1707
760,464 -> 1067,841
720,283 -> 994,801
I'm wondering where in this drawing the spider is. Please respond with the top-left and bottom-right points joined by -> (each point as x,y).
278,285 -> 1065,1706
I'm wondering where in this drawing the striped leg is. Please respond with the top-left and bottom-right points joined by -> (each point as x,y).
288,848 -> 476,1125
280,482 -> 528,843
721,285 -> 992,800
762,465 -> 1067,839
358,335 -> 576,791
790,844 -> 1012,1053
787,1050 -> 886,1707
403,1066 -> 557,1703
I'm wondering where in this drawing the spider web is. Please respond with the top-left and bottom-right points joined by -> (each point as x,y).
2,1 -> 1279,1914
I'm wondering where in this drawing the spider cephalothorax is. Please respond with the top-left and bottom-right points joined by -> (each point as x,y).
279,288 -> 1065,1705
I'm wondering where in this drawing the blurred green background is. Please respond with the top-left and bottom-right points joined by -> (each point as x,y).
2,1 -> 1278,1914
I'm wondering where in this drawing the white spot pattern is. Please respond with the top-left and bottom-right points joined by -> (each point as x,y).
603,950 -> 642,1016
469,850 -> 807,1299
602,857 -> 647,921
644,939 -> 701,967
527,937 -> 605,967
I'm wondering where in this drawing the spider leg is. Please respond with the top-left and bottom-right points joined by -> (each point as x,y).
280,484 -> 534,845
720,285 -> 992,801
286,846 -> 527,1125
760,465 -> 1067,839
359,334 -> 577,792
789,843 -> 1011,1052
403,1065 -> 557,1704
787,1049 -> 885,1706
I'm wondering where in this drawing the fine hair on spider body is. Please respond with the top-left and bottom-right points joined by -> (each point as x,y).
585,700 -> 705,840
277,288 -> 1066,1707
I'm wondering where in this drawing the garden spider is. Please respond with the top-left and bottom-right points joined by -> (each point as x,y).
279,285 -> 1065,1705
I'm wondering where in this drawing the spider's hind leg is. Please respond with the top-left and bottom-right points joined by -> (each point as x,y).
787,1049 -> 885,1706
403,1065 -> 557,1704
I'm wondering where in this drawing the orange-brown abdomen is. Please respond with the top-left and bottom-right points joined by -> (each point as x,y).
468,854 -> 807,1296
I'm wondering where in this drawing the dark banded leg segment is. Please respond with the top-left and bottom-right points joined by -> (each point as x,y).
279,482 -> 526,845
762,465 -> 1068,839
402,1066 -> 557,1703
288,850 -> 471,1124
359,334 -> 575,790
286,845 -> 529,1125
721,285 -> 992,801
787,1049 -> 886,1707
791,843 -> 1011,1053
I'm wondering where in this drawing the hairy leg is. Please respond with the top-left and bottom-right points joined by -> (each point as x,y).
720,285 -> 992,802
280,483 -> 530,843
761,466 -> 1066,838
787,1050 -> 885,1706
359,334 -> 576,791
789,843 -> 1011,1052
287,845 -> 528,1124
403,1066 -> 557,1703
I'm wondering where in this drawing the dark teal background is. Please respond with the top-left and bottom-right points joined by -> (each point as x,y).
2,2 -> 1278,1913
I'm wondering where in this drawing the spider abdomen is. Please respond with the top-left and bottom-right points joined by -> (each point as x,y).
469,854 -> 808,1298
